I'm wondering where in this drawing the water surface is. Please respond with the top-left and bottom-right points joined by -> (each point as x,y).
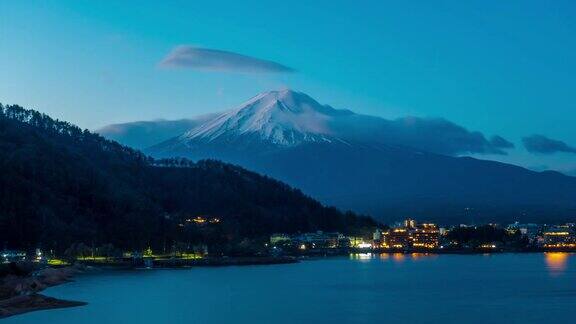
5,253 -> 576,323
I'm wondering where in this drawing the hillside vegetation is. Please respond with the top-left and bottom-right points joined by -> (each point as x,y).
0,104 -> 376,254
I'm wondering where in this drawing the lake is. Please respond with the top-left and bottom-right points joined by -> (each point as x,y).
5,253 -> 576,323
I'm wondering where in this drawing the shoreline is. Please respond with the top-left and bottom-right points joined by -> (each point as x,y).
0,264 -> 87,319
0,294 -> 87,318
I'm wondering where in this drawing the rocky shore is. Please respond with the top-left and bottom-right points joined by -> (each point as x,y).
0,263 -> 87,319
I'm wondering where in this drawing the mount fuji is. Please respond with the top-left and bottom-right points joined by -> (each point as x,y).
113,90 -> 576,223
147,90 -> 514,157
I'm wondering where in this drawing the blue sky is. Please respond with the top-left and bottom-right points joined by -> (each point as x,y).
0,0 -> 575,173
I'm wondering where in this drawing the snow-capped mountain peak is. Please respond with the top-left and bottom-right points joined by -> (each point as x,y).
180,90 -> 354,146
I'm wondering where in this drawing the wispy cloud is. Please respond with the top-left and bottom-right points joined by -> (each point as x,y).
159,46 -> 295,73
489,135 -> 515,149
522,134 -> 576,154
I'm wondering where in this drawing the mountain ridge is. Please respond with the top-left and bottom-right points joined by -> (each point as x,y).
177,90 -> 351,146
143,90 -> 576,223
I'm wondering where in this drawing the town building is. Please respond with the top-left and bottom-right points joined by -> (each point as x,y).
292,231 -> 348,249
507,222 -> 541,242
385,228 -> 412,249
348,236 -> 365,248
373,229 -> 383,241
542,225 -> 576,248
404,218 -> 417,229
270,233 -> 292,245
412,223 -> 440,249
1,250 -> 26,263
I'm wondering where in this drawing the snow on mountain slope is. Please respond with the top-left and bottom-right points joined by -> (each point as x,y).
178,90 -> 354,146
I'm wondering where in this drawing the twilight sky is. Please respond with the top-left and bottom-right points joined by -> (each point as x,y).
0,1 -> 574,174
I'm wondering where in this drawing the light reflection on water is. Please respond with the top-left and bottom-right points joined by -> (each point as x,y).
351,252 -> 574,277
544,252 -> 571,276
349,252 -> 438,262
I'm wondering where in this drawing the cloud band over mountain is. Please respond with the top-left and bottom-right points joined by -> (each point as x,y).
522,134 -> 576,154
159,46 -> 295,73
383,117 -> 515,156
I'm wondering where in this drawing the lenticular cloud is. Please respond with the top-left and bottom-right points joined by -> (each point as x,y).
159,46 -> 295,74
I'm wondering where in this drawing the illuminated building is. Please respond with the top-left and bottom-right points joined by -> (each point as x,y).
479,243 -> 498,249
349,237 -> 365,248
385,228 -> 411,249
542,225 -> 576,248
372,229 -> 384,248
270,234 -> 292,245
190,216 -> 206,224
357,242 -> 373,249
1,250 -> 26,263
404,218 -> 416,229
412,223 -> 440,249
520,224 -> 540,239
184,216 -> 220,225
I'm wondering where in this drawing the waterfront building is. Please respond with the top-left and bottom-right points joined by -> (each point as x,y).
542,225 -> 576,248
349,236 -> 366,248
293,231 -> 347,249
385,228 -> 412,249
1,250 -> 26,263
520,224 -> 541,242
372,229 -> 384,248
412,223 -> 440,249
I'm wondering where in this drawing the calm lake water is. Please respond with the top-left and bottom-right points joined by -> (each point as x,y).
5,253 -> 576,324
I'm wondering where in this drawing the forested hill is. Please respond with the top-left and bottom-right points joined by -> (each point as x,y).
0,104 -> 377,254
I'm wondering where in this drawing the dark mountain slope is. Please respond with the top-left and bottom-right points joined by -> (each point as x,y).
253,143 -> 576,224
0,104 -> 376,253
152,138 -> 576,224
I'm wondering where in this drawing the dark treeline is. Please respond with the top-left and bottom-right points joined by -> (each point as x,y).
446,225 -> 526,247
0,104 -> 377,255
